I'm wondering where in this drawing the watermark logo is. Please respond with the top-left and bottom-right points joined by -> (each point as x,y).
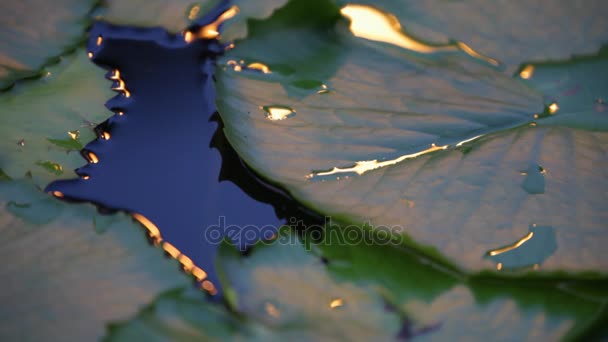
203,216 -> 407,248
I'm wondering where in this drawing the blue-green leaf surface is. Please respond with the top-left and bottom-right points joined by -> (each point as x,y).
0,50 -> 112,187
0,0 -> 97,88
0,180 -> 190,341
216,0 -> 608,274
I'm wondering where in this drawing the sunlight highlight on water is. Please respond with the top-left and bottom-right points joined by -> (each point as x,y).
340,4 -> 499,67
184,5 -> 239,42
262,105 -> 296,120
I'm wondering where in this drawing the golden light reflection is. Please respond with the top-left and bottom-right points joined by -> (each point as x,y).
109,69 -> 120,80
456,42 -> 500,66
162,242 -> 180,258
496,262 -> 503,270
202,280 -> 217,295
318,84 -> 329,94
132,213 -> 214,294
184,6 -> 239,42
101,132 -> 111,140
178,254 -> 195,272
68,130 -> 79,140
265,302 -> 281,318
548,102 -> 559,114
86,151 -> 99,164
309,143 -> 447,178
519,65 -> 534,79
191,266 -> 208,281
227,60 -> 273,74
96,35 -> 103,46
110,69 -> 131,98
133,213 -> 162,244
488,232 -> 534,256
340,4 -> 498,66
51,191 -> 64,198
247,62 -> 271,74
188,5 -> 201,20
329,298 -> 344,309
262,105 -> 296,121
81,175 -> 90,180
88,52 -> 93,58
455,134 -> 484,147
184,31 -> 194,42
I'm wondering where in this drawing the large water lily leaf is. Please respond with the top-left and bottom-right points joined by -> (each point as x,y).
0,50 -> 112,187
318,226 -> 607,340
108,228 -> 402,341
216,229 -> 402,340
106,288 -> 248,341
524,47 -> 608,130
107,227 -> 607,340
97,0 -> 289,40
0,0 -> 97,89
216,0 -> 608,274
95,0 -> 213,32
0,179 -> 191,341
400,283 -> 602,341
333,0 -> 608,74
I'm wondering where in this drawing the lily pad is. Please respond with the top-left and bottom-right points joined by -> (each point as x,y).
107,227 -> 607,340
317,225 -> 607,340
0,0 -> 97,88
333,0 -> 608,74
217,229 -> 402,340
216,0 -> 608,274
96,0 -> 289,40
95,0 -> 214,32
106,288 -> 248,341
108,228 -> 403,340
523,47 -> 608,130
0,179 -> 191,341
0,50 -> 112,187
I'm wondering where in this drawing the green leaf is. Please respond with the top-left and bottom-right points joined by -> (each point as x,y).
0,179 -> 191,341
317,225 -> 607,340
522,48 -> 608,131
47,136 -> 84,151
216,229 -> 402,340
333,0 -> 608,74
95,0 -> 214,32
107,227 -> 607,340
106,288 -> 248,341
0,0 -> 97,88
216,0 -> 608,274
220,0 -> 312,42
319,225 -> 461,304
95,0 -> 290,39
108,229 -> 402,340
36,160 -> 64,175
0,50 -> 112,186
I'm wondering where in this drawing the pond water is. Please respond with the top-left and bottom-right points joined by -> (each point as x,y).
45,2 -> 320,295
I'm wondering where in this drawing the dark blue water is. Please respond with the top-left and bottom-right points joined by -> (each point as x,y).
45,3 -> 318,296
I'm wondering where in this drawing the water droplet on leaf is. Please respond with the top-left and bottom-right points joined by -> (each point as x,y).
521,164 -> 545,194
262,105 -> 296,120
